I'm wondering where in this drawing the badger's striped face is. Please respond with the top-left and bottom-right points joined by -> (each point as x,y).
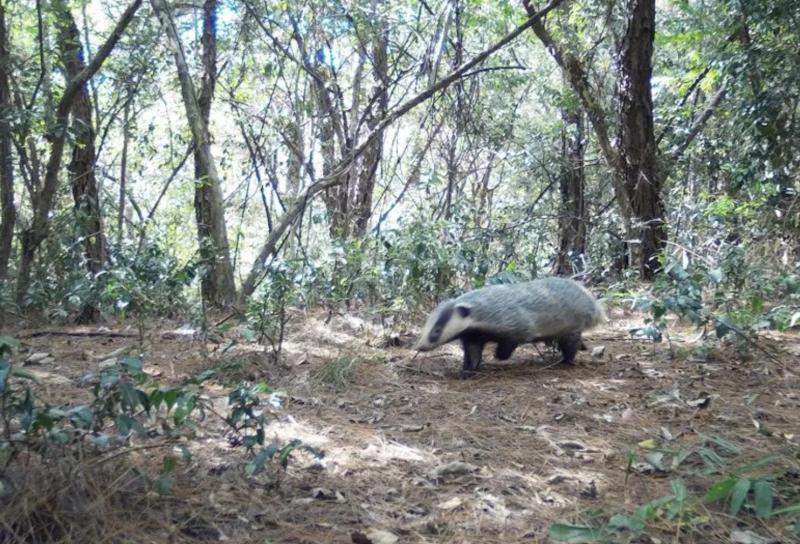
415,300 -> 473,351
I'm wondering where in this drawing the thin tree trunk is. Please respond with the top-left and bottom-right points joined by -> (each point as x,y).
554,104 -> 586,276
16,0 -> 142,306
151,0 -> 236,306
616,0 -> 664,279
443,137 -> 457,220
194,0 -> 236,305
55,0 -> 106,322
353,11 -> 389,237
442,0 -> 464,222
472,151 -> 495,230
522,0 -> 630,223
314,70 -> 348,239
118,99 -> 130,248
286,109 -> 304,199
0,1 -> 16,288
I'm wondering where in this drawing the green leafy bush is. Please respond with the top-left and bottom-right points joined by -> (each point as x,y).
102,242 -> 195,322
244,258 -> 304,359
224,381 -> 321,476
550,435 -> 800,542
632,245 -> 800,352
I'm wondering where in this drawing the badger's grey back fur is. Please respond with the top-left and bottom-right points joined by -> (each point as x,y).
415,277 -> 605,377
455,277 -> 604,343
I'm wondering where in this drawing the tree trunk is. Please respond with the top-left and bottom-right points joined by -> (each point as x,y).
443,137 -> 458,220
616,0 -> 664,279
151,0 -> 236,306
554,104 -> 586,276
286,106 -> 304,199
15,0 -> 142,306
118,99 -> 130,248
194,0 -> 236,306
442,0 -> 465,222
525,0 -> 665,279
297,16 -> 349,241
55,0 -> 106,322
352,11 -> 389,238
314,76 -> 348,239
522,0 -> 632,228
0,1 -> 16,288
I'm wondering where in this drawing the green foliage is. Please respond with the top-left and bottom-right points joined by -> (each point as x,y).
224,380 -> 322,476
632,243 -> 800,352
632,257 -> 706,342
102,242 -> 195,322
0,345 -> 203,490
702,193 -> 767,222
22,211 -> 102,315
1,337 -> 313,496
19,230 -> 195,322
551,480 -> 708,543
318,215 -> 537,317
702,455 -> 798,520
244,258 -> 300,358
325,238 -> 383,306
225,381 -> 272,451
245,438 -> 323,477
12,358 -> 195,442
378,220 -> 460,306
550,434 -> 800,542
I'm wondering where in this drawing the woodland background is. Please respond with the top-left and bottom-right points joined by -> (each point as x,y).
0,0 -> 796,321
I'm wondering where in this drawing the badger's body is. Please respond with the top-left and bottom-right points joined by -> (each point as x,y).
415,277 -> 605,377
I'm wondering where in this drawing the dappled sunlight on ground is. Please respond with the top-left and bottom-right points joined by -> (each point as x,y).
7,308 -> 800,542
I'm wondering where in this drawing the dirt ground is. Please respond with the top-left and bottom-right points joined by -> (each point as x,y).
6,307 -> 800,543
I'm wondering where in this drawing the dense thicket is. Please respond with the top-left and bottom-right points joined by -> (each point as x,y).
0,0 -> 798,326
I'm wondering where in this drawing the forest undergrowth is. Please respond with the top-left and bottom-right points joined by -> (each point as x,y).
2,305 -> 798,544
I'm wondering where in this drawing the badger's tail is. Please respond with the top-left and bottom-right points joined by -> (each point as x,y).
573,281 -> 607,328
590,300 -> 608,327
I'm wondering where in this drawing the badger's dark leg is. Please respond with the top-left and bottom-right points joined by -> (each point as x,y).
557,331 -> 583,365
461,338 -> 484,378
495,340 -> 518,360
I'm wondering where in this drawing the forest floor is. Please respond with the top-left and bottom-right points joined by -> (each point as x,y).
6,306 -> 800,544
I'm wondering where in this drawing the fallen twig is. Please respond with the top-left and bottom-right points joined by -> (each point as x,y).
18,330 -> 138,339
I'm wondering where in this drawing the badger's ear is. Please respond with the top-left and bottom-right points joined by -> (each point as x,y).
454,303 -> 472,318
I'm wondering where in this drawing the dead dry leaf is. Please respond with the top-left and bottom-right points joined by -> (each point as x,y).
364,529 -> 399,544
437,497 -> 463,510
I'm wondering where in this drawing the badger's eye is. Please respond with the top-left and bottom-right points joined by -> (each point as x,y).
433,326 -> 442,334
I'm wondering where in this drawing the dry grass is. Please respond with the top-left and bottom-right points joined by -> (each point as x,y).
0,450 -> 170,543
1,308 -> 798,543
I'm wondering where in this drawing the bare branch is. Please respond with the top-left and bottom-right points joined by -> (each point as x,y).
237,0 -> 567,303
668,86 -> 727,164
656,66 -> 711,146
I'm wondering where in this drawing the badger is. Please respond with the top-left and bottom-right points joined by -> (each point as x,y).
414,277 -> 605,377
